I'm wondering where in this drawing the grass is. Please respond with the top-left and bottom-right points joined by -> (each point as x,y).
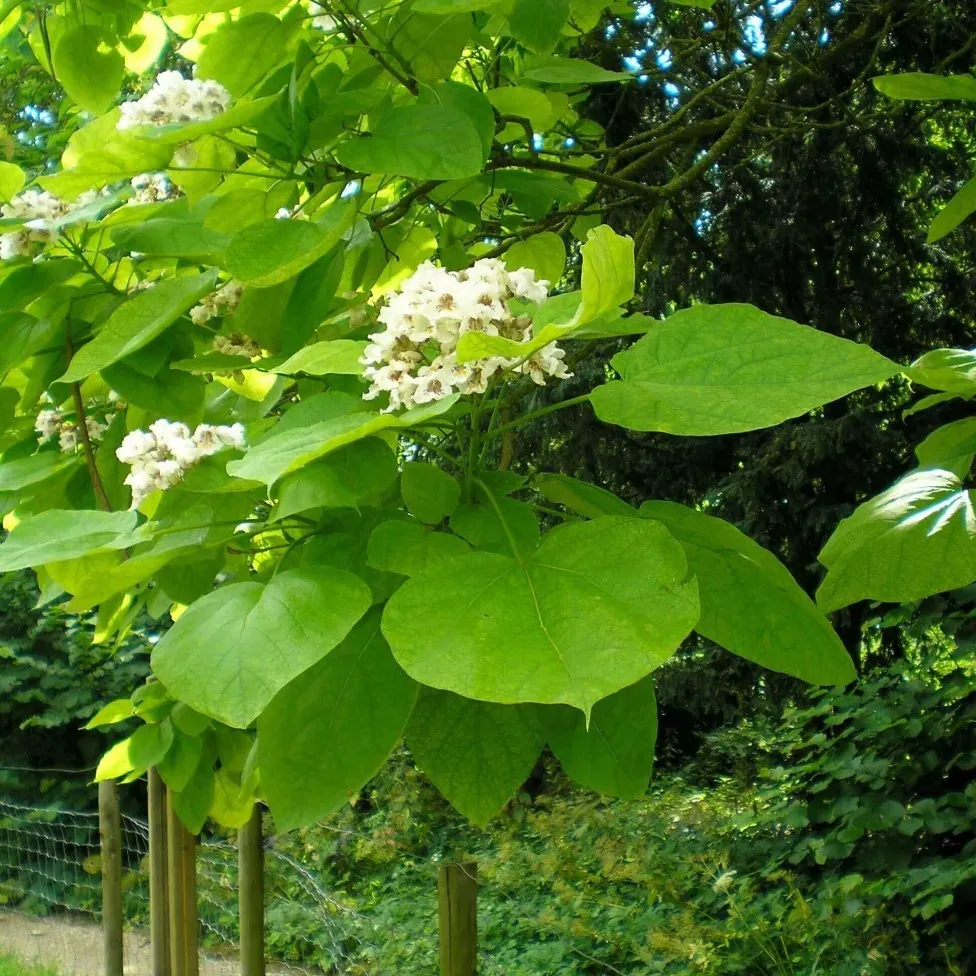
0,952 -> 58,976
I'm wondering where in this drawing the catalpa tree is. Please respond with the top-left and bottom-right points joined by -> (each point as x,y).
0,0 -> 923,830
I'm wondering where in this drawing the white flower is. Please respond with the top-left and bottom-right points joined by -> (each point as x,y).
212,424 -> 247,450
130,173 -> 178,205
0,190 -> 73,260
361,259 -> 568,411
213,333 -> 261,359
34,409 -> 62,444
508,266 -> 551,302
117,429 -> 157,463
58,425 -> 80,453
115,419 -> 247,508
190,280 -> 244,325
36,409 -> 107,453
1,189 -> 69,224
0,231 -> 33,260
117,71 -> 231,130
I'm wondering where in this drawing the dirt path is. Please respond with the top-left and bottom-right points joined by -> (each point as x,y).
0,911 -> 308,975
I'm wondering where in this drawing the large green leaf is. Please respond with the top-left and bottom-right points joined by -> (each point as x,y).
0,452 -> 80,492
227,397 -> 458,486
151,568 -> 372,727
545,674 -> 657,799
196,13 -> 289,98
508,0 -> 569,54
0,260 -> 80,312
873,73 -> 976,101
60,272 -> 218,383
171,751 -> 216,834
259,611 -> 417,831
450,498 -> 539,557
523,56 -> 630,85
0,313 -> 64,375
390,11 -> 470,83
927,175 -> 976,243
39,112 -> 173,198
53,27 -> 123,114
817,469 -> 976,612
225,205 -> 354,288
907,348 -> 976,394
157,731 -> 204,793
102,363 -> 206,427
486,88 -> 563,133
272,438 -> 397,521
401,462 -> 460,524
0,510 -> 142,572
382,516 -> 699,716
334,105 -> 485,181
0,162 -> 25,202
915,418 -> 976,479
534,473 -> 637,520
640,501 -> 855,685
111,220 -> 230,260
590,303 -> 900,435
271,339 -> 366,376
366,521 -> 470,577
417,82 -> 495,159
577,224 -> 635,323
504,233 -> 566,284
406,688 -> 544,825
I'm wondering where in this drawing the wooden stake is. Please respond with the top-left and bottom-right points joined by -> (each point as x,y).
181,828 -> 199,976
438,862 -> 477,976
148,769 -> 170,976
166,792 -> 187,976
238,804 -> 265,976
98,781 -> 124,976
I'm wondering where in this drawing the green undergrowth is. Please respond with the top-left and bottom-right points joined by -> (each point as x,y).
268,646 -> 974,976
0,953 -> 58,976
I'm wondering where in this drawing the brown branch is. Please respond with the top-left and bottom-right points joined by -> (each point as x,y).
65,329 -> 112,513
489,155 -> 656,198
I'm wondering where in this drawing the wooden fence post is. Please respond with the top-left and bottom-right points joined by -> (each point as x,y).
148,769 -> 170,976
98,781 -> 124,976
239,804 -> 265,976
181,827 -> 199,976
166,791 -> 187,976
438,862 -> 477,976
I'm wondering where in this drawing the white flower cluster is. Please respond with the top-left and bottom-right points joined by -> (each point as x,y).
117,71 -> 231,130
116,419 -> 246,508
361,259 -> 570,411
130,173 -> 178,205
0,190 -> 69,260
35,409 -> 109,453
213,333 -> 261,359
190,280 -> 244,326
0,188 -> 113,260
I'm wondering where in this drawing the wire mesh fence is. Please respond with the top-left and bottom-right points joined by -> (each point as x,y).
0,789 -> 383,976
0,767 -> 584,976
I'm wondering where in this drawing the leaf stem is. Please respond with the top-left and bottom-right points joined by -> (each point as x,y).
473,476 -> 523,563
484,395 -> 591,440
